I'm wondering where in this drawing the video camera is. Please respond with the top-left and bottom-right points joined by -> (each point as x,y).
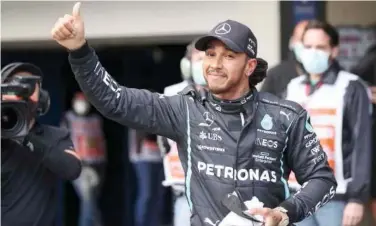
1,75 -> 42,141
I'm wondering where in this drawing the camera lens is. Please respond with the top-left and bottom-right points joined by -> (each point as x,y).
1,107 -> 19,131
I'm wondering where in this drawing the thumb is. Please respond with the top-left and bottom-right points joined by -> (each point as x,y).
72,2 -> 81,18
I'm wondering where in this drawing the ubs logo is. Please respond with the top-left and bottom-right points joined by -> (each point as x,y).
199,131 -> 222,141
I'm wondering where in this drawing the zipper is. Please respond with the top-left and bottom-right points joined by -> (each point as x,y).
240,112 -> 245,127
233,102 -> 259,200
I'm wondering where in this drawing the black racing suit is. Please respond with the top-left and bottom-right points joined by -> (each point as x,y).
68,42 -> 337,225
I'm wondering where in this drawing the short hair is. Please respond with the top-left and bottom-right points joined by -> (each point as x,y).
304,20 -> 339,47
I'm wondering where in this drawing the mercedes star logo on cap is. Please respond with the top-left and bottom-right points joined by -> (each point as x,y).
215,23 -> 231,35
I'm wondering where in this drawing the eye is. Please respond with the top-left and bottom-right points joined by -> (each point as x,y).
226,54 -> 235,59
205,50 -> 215,57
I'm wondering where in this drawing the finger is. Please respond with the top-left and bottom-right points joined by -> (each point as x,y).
58,23 -> 74,38
72,2 -> 81,18
248,208 -> 270,217
264,215 -> 275,226
63,14 -> 75,33
52,28 -> 66,40
342,215 -> 351,226
351,215 -> 362,226
52,18 -> 70,39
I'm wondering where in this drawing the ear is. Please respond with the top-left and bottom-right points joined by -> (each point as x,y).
331,46 -> 339,59
245,58 -> 257,77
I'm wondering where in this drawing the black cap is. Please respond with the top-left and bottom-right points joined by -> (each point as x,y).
1,62 -> 43,83
195,19 -> 258,58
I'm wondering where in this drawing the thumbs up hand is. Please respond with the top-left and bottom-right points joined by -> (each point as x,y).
51,2 -> 86,50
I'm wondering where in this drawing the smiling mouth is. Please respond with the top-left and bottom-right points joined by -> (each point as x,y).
208,73 -> 226,77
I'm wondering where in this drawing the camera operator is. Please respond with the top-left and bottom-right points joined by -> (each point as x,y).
1,62 -> 82,226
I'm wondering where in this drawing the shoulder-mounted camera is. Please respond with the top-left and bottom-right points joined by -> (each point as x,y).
1,62 -> 50,141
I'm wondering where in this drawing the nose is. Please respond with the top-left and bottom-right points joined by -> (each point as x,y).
210,56 -> 223,69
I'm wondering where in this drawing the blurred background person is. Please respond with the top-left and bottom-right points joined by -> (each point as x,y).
351,44 -> 376,224
61,92 -> 107,226
285,20 -> 372,226
158,39 -> 206,226
260,20 -> 308,97
128,124 -> 164,226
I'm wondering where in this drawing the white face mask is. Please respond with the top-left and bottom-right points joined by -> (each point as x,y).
191,60 -> 207,86
291,42 -> 304,62
73,101 -> 90,115
300,48 -> 330,74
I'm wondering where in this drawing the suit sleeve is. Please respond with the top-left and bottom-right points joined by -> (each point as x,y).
68,42 -> 186,141
279,110 -> 337,223
343,81 -> 372,204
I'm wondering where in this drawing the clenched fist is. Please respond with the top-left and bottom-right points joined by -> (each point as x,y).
51,2 -> 86,50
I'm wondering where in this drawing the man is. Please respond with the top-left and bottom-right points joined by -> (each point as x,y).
351,44 -> 376,224
51,3 -> 337,226
157,40 -> 206,226
1,62 -> 82,226
260,20 -> 308,98
61,92 -> 106,226
285,20 -> 372,226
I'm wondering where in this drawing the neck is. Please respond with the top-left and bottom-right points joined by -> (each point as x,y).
309,74 -> 321,84
213,85 -> 250,101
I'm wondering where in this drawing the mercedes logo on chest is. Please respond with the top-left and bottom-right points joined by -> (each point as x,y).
215,23 -> 231,35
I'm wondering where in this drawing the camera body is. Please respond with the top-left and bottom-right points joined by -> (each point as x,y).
1,75 -> 47,141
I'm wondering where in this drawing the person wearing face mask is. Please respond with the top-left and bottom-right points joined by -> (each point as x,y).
285,20 -> 372,226
61,92 -> 107,226
52,4 -> 337,225
1,62 -> 82,226
260,20 -> 308,98
157,40 -> 205,226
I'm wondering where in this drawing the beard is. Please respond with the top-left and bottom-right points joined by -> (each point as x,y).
206,65 -> 247,96
27,100 -> 38,123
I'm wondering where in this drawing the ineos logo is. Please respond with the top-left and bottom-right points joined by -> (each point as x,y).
215,23 -> 231,35
255,138 -> 278,149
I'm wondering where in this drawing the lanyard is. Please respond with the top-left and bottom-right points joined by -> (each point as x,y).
302,81 -> 323,108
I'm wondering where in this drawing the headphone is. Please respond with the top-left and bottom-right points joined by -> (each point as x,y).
180,39 -> 200,81
1,62 -> 51,116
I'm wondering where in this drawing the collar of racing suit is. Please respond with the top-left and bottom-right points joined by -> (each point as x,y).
179,84 -> 257,114
207,89 -> 255,114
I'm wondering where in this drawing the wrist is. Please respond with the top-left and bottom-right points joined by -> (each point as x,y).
279,201 -> 298,223
70,39 -> 87,51
274,207 -> 289,226
69,40 -> 90,59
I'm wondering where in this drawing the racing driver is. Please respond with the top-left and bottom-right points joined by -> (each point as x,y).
51,3 -> 337,226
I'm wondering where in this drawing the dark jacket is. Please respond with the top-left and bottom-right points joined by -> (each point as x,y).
68,42 -> 337,224
261,53 -> 303,98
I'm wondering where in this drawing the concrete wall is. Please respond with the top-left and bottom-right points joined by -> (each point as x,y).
1,1 -> 281,67
327,1 -> 376,26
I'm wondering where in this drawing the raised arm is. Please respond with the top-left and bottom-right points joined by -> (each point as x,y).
51,2 -> 186,141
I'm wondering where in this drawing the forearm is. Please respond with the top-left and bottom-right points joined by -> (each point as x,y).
27,134 -> 82,180
279,178 -> 336,222
41,148 -> 82,180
